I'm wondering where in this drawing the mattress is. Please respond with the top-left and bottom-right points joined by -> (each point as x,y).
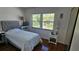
5,28 -> 40,51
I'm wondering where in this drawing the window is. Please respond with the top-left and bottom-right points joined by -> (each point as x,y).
32,14 -> 41,28
32,13 -> 55,30
42,14 -> 54,30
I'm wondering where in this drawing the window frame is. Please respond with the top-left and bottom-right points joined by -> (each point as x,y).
32,13 -> 55,30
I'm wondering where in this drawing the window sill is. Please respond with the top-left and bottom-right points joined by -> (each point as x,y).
32,27 -> 53,31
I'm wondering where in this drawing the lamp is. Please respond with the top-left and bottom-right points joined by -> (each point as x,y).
19,16 -> 25,26
19,16 -> 24,21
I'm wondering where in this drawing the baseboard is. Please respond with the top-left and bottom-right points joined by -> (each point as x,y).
41,38 -> 66,45
41,38 -> 68,51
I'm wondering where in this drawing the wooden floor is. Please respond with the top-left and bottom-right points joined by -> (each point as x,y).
0,43 -> 20,51
0,39 -> 66,51
33,39 -> 66,51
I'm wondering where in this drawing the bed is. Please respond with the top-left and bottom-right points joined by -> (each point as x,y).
1,21 -> 41,51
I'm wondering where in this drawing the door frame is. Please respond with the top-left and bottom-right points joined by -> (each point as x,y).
68,8 -> 79,50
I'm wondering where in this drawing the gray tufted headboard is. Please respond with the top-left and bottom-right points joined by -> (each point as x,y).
1,21 -> 20,32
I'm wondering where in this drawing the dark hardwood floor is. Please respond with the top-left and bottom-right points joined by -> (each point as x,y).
0,39 -> 67,51
0,43 -> 20,51
33,39 -> 66,51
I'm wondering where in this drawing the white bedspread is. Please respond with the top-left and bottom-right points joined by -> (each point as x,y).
5,28 -> 40,51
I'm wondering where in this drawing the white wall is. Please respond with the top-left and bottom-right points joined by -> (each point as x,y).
24,7 -> 72,44
56,8 -> 72,44
0,7 -> 24,21
70,14 -> 79,51
0,7 -> 24,31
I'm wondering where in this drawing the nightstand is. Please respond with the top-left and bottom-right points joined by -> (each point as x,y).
49,29 -> 58,44
49,30 -> 58,45
0,32 -> 5,43
0,31 -> 8,44
49,35 -> 57,44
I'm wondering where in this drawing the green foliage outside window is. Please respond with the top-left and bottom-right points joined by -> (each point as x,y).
43,14 -> 54,30
32,13 -> 55,30
32,14 -> 40,28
